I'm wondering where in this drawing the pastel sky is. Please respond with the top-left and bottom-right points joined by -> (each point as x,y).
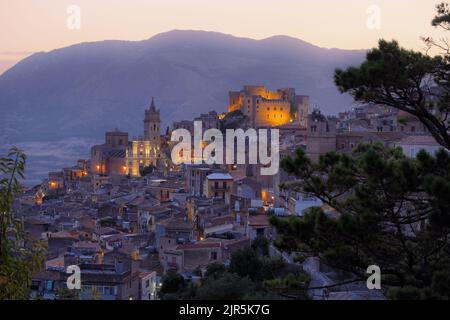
0,0 -> 446,74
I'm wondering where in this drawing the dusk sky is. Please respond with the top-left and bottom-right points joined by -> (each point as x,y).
0,0 -> 446,74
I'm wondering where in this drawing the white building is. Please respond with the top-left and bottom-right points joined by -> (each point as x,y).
394,135 -> 444,158
139,271 -> 157,300
288,192 -> 323,216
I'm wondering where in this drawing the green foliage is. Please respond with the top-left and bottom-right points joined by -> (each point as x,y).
0,147 -> 45,299
204,261 -> 226,279
335,39 -> 439,105
192,266 -> 203,277
56,288 -> 79,300
160,246 -> 301,300
228,246 -> 286,283
196,273 -> 255,300
262,272 -> 311,300
334,2 -> 450,151
272,144 -> 450,299
432,2 -> 450,29
264,272 -> 310,290
242,290 -> 281,300
431,270 -> 450,299
251,235 -> 269,256
293,254 -> 306,263
335,39 -> 450,149
160,269 -> 186,298
229,247 -> 262,281
257,257 -> 285,281
387,286 -> 427,300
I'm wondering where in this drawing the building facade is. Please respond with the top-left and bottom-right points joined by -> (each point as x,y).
203,172 -> 233,205
127,98 -> 162,177
228,85 -> 309,127
91,130 -> 128,176
306,109 -> 337,161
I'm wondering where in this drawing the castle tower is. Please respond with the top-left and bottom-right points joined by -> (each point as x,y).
306,109 -> 337,161
144,97 -> 161,144
297,95 -> 310,128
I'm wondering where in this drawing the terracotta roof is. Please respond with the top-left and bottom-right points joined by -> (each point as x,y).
399,135 -> 441,145
73,241 -> 101,251
165,218 -> 194,230
25,217 -> 51,225
49,231 -> 79,239
210,215 -> 234,226
139,271 -> 155,278
176,242 -> 221,250
95,227 -> 121,236
248,214 -> 269,227
45,257 -> 65,269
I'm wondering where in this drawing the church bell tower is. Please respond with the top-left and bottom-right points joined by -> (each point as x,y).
144,97 -> 161,144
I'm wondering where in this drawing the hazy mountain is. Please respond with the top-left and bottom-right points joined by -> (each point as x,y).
0,30 -> 366,144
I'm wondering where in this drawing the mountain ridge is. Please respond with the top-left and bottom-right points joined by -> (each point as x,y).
0,29 -> 367,143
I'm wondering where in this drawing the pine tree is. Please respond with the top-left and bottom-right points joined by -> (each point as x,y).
270,3 -> 450,299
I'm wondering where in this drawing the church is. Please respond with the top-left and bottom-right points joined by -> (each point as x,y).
126,97 -> 164,177
90,98 -> 168,178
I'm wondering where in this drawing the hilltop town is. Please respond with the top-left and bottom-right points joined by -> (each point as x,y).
13,85 -> 441,300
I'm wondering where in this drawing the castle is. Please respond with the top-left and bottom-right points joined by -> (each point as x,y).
90,86 -> 311,178
228,85 -> 309,127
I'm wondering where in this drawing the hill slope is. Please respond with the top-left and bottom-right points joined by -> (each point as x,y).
0,30 -> 365,143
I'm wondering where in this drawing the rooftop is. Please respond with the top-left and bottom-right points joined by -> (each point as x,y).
399,135 -> 441,146
248,214 -> 270,227
206,173 -> 233,180
176,241 -> 221,250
